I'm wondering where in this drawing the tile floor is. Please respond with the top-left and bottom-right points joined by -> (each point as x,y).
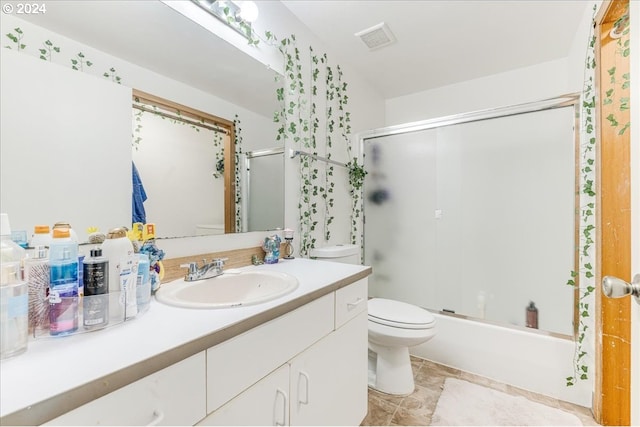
361,356 -> 600,426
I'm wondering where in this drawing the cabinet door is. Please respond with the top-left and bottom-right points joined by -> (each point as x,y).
289,312 -> 368,426
207,293 -> 333,413
198,364 -> 290,426
46,352 -> 207,426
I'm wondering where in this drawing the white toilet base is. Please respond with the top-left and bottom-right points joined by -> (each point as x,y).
368,342 -> 415,396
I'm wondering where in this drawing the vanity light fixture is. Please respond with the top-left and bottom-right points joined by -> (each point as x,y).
191,0 -> 259,39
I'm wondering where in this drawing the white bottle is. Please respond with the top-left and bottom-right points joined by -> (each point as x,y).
0,213 -> 28,359
101,228 -> 135,322
29,225 -> 52,248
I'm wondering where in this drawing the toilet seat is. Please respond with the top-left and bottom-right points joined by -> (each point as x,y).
368,298 -> 435,330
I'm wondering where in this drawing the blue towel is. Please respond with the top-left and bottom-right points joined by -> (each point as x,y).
132,161 -> 147,224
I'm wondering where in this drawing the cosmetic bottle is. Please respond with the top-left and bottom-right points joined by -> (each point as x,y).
0,213 -> 28,359
101,228 -> 135,322
82,248 -> 109,330
30,225 -> 52,248
48,228 -> 79,336
52,222 -> 83,295
24,245 -> 50,336
52,222 -> 78,243
526,301 -> 538,329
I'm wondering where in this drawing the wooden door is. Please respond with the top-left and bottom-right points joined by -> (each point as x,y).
594,0 -> 633,425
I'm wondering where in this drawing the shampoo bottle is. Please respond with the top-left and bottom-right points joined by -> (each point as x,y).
82,248 -> 109,330
0,213 -> 28,359
526,301 -> 539,329
48,228 -> 79,336
24,245 -> 50,336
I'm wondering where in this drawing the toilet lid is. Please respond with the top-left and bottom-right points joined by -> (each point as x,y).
368,298 -> 436,329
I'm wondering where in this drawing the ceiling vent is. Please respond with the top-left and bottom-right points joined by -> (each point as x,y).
355,22 -> 396,50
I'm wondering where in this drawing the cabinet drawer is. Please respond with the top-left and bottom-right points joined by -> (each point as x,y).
46,352 -> 207,426
207,293 -> 334,413
335,278 -> 368,329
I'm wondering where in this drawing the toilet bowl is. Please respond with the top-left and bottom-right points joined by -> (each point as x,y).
309,245 -> 436,396
367,298 -> 437,395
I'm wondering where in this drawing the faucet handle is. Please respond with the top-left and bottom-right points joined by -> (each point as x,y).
180,262 -> 199,280
180,262 -> 197,271
213,258 -> 228,268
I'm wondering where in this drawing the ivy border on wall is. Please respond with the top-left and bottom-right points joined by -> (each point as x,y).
565,5 -> 598,387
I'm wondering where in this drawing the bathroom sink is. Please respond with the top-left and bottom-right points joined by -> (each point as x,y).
155,270 -> 299,309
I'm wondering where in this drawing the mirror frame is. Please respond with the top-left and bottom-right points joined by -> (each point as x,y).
132,89 -> 237,233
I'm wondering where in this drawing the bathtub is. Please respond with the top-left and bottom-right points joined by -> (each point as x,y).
410,312 -> 592,407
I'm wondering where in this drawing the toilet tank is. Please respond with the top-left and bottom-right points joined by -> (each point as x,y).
310,244 -> 361,265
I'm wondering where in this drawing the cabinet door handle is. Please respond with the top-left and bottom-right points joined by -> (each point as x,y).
297,371 -> 310,405
146,410 -> 165,426
274,388 -> 287,426
347,297 -> 364,310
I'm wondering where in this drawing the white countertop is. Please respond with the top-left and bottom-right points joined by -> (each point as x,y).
0,258 -> 370,424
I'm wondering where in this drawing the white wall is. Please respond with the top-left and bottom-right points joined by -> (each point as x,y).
385,57 -> 571,126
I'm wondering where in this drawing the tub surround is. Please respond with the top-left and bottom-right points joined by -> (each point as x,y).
0,258 -> 371,425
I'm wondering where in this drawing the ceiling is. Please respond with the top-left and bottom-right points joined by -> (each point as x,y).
12,0 -> 590,114
281,0 -> 590,99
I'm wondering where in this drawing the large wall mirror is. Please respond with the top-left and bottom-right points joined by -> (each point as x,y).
1,1 -> 283,241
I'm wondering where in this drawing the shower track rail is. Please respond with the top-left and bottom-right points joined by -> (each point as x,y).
289,148 -> 347,168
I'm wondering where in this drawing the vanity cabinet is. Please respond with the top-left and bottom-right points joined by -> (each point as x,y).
200,279 -> 368,426
35,276 -> 368,426
45,352 -> 207,426
289,312 -> 367,426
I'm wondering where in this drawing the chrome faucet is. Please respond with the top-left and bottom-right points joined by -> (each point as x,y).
181,258 -> 228,282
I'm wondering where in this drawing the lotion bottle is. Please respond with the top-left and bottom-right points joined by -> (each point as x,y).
101,228 -> 134,322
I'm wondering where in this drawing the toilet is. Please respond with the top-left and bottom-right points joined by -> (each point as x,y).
310,244 -> 437,396
367,298 -> 436,395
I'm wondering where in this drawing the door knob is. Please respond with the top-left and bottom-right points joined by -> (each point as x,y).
602,274 -> 640,305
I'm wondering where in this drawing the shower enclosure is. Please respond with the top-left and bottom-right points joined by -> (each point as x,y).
240,147 -> 284,232
362,95 -> 579,336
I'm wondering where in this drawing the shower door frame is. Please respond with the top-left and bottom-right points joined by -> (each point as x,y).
358,93 -> 581,338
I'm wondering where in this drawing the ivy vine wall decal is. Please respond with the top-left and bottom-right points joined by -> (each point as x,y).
266,30 -> 363,257
565,7 -> 597,386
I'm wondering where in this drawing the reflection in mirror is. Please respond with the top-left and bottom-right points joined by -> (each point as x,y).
240,148 -> 285,232
3,1 -> 283,241
131,90 -> 236,238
